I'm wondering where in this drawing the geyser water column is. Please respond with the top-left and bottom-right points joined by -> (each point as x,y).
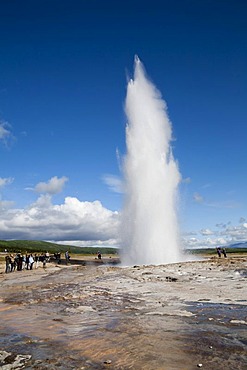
120,56 -> 182,266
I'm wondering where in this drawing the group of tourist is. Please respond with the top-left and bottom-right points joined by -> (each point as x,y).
4,251 -> 51,274
216,247 -> 227,258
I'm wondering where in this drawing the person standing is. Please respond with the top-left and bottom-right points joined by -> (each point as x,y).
17,254 -> 23,271
26,254 -> 30,269
65,251 -> 70,264
216,247 -> 222,257
5,255 -> 11,273
39,254 -> 46,268
10,254 -> 16,272
222,248 -> 227,258
22,254 -> 26,270
34,254 -> 39,268
45,251 -> 50,262
29,254 -> 34,269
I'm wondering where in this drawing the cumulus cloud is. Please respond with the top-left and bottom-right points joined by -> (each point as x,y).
0,196 -> 120,245
0,177 -> 14,188
102,174 -> 123,193
0,200 -> 15,210
182,236 -> 226,249
0,173 -> 245,249
34,176 -> 68,195
183,222 -> 247,249
0,189 -> 246,249
200,228 -> 214,236
54,239 -> 118,248
0,172 -> 121,245
221,224 -> 247,241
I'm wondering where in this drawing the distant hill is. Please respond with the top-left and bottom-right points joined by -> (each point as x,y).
0,240 -> 118,255
228,241 -> 247,249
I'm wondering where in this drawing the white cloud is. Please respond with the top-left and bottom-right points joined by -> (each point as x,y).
34,176 -> 68,195
183,222 -> 247,249
182,235 -> 228,249
0,200 -> 15,210
0,196 -> 120,245
54,239 -> 118,248
200,228 -> 213,236
221,224 -> 247,241
0,177 -> 14,188
0,178 -> 245,250
102,174 -> 123,193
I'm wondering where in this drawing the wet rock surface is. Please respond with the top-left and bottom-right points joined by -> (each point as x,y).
0,257 -> 246,369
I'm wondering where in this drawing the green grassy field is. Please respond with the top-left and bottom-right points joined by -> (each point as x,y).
0,240 -> 118,256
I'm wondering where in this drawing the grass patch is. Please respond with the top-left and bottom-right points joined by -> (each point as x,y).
0,240 -> 118,256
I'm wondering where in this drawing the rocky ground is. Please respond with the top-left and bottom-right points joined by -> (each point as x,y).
0,255 -> 246,369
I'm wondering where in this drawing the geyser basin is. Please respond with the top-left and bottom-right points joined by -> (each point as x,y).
120,57 -> 182,266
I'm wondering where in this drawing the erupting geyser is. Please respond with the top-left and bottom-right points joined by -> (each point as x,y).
120,56 -> 182,266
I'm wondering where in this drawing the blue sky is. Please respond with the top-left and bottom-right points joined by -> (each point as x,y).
0,0 -> 246,248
